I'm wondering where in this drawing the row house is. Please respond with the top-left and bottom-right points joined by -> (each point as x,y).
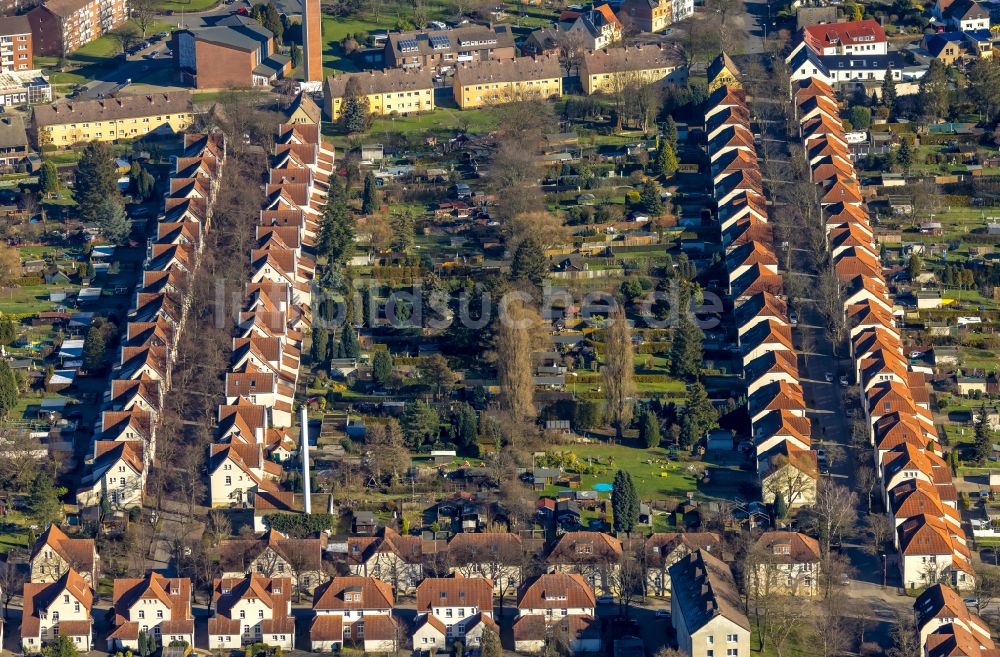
108,573 -> 194,651
790,75 -> 973,592
705,73 -> 818,510
209,125 -> 333,511
915,584 -> 995,650
76,134 -> 225,516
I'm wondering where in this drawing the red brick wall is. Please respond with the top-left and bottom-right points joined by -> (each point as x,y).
194,41 -> 254,89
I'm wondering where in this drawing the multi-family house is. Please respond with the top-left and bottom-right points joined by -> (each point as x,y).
643,533 -> 722,596
446,532 -> 524,596
33,93 -> 195,148
897,513 -> 974,591
669,549 -> 750,657
546,532 -> 623,595
413,575 -> 497,651
453,54 -> 562,109
28,0 -> 129,56
513,574 -> 600,654
208,574 -> 295,650
346,527 -> 423,594
938,0 -> 990,30
579,43 -> 687,95
0,16 -> 33,72
218,528 -> 325,594
21,569 -> 94,651
707,52 -> 741,92
383,25 -> 515,72
618,0 -> 674,34
108,573 -> 194,651
309,576 -> 397,652
29,525 -> 99,585
751,532 -> 821,597
558,4 -> 622,50
322,69 -> 434,121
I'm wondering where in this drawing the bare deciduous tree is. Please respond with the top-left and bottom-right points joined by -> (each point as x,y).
496,299 -> 541,420
602,306 -> 635,442
813,482 -> 858,557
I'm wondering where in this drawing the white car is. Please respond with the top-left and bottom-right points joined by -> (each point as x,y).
824,371 -> 834,382
655,609 -> 669,618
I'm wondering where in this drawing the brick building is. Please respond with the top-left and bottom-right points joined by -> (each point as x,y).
28,0 -> 129,56
0,15 -> 32,71
384,24 -> 515,72
175,16 -> 289,89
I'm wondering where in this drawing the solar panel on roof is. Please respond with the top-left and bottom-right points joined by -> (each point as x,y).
429,34 -> 450,49
399,38 -> 419,52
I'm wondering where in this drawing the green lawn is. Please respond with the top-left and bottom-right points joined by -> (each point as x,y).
156,0 -> 219,11
0,284 -> 79,315
536,440 -> 750,502
322,106 -> 505,148
322,14 -> 396,75
0,524 -> 30,554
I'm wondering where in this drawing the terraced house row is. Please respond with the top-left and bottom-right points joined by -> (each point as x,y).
207,122 -> 334,509
20,135 -> 227,652
788,76 -> 986,654
704,58 -> 820,513
74,133 -> 227,515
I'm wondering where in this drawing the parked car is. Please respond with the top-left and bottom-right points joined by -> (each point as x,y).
839,375 -> 849,387
824,371 -> 834,382
597,595 -> 614,605
655,609 -> 669,618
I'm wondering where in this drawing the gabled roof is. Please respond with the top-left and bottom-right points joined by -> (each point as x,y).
212,574 -> 293,621
916,584 -> 992,639
347,527 -> 423,565
708,52 -> 741,82
759,441 -> 819,479
22,569 -> 94,639
644,532 -> 722,568
416,574 -> 494,613
803,19 -> 886,50
516,573 -> 596,609
546,531 -> 623,564
924,623 -> 1000,657
734,292 -> 788,328
312,576 -> 394,611
31,525 -> 96,575
668,549 -> 749,634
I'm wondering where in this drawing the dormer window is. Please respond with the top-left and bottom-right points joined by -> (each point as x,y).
774,544 -> 791,555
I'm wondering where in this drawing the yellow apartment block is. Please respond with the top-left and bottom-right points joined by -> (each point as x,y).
323,69 -> 435,120
34,92 -> 194,148
580,44 -> 688,95
453,54 -> 563,109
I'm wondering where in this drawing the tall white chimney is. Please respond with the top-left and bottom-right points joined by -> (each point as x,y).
301,405 -> 311,514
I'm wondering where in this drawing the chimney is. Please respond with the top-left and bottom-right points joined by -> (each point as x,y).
301,405 -> 312,514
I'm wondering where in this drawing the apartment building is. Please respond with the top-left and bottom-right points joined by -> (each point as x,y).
28,0 -> 129,56
384,24 -> 515,72
618,0 -> 674,33
322,68 -> 434,120
579,44 -> 687,95
33,92 -> 194,147
0,15 -> 32,71
309,577 -> 397,652
453,54 -> 562,109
